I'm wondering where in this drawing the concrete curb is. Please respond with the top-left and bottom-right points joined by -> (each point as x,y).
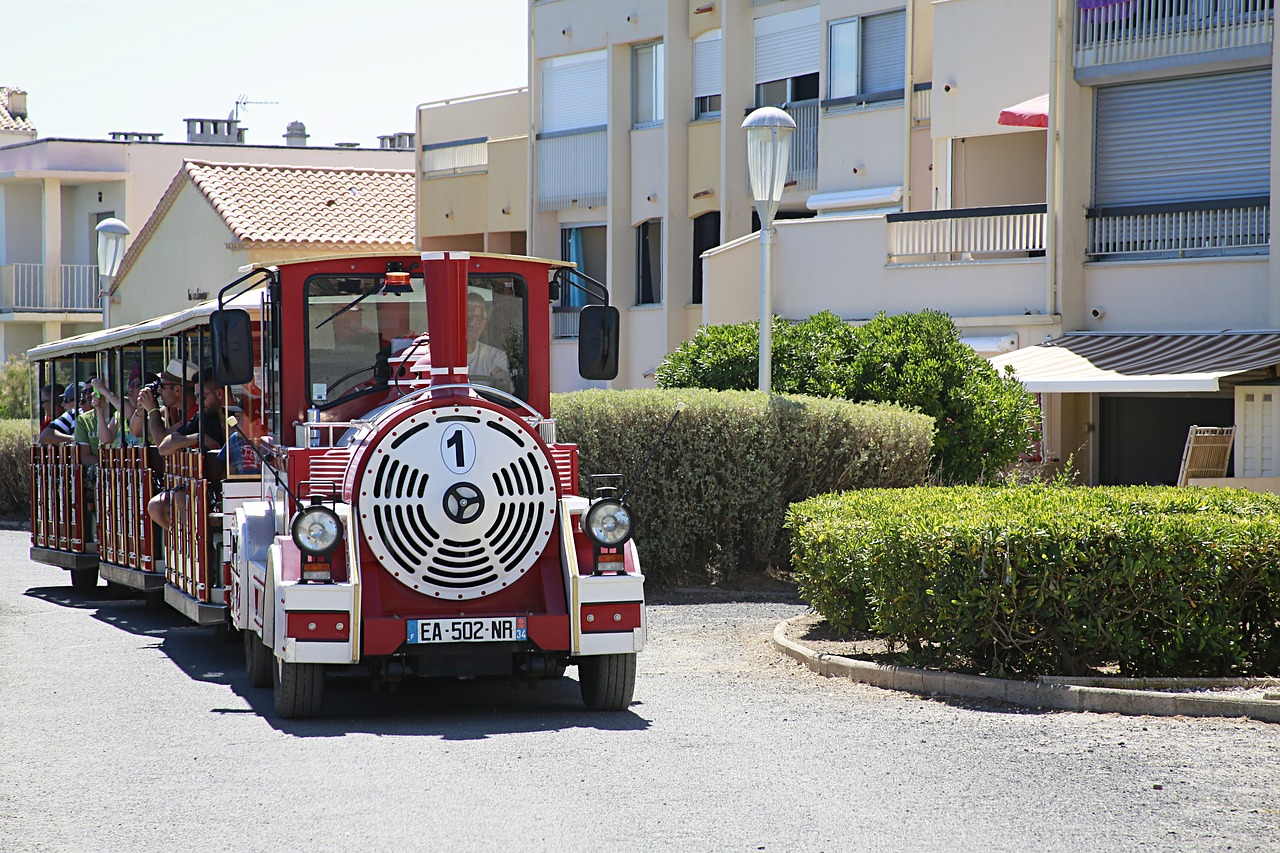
772,616 -> 1280,724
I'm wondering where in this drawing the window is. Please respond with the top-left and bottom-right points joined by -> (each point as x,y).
633,41 -> 665,128
691,212 -> 720,305
636,220 -> 662,305
555,225 -> 607,338
754,6 -> 820,104
542,50 -> 608,134
693,30 -> 722,119
756,73 -> 819,107
827,10 -> 907,104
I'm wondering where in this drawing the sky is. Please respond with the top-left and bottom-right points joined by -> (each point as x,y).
4,0 -> 529,148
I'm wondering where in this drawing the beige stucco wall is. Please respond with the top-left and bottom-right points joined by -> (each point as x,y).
687,120 -> 720,219
1082,258 -> 1271,332
416,90 -> 528,147
818,104 -> 907,196
486,137 -> 529,233
951,130 -> 1047,208
931,0 -> 1051,141
630,127 -> 666,226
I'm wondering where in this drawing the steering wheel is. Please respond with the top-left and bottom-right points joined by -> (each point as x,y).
323,361 -> 379,398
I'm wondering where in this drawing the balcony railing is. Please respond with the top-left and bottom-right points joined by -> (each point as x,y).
421,137 -> 488,177
1086,196 -> 1270,259
911,82 -> 932,126
536,126 -> 607,211
886,204 -> 1047,263
0,264 -> 101,313
1075,0 -> 1274,68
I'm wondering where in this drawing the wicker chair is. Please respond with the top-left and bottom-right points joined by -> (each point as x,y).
1177,425 -> 1235,487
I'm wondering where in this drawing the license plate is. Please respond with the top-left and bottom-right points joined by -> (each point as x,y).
407,616 -> 528,644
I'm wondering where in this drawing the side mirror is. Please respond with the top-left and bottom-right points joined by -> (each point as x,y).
210,308 -> 255,385
578,305 -> 620,381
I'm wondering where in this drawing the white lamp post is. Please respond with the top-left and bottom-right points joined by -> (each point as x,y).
742,107 -> 795,394
95,217 -> 129,328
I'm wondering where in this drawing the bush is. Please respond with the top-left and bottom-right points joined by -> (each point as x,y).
553,388 -> 934,586
789,484 -> 1280,678
0,419 -> 32,516
0,357 -> 33,420
655,310 -> 1040,484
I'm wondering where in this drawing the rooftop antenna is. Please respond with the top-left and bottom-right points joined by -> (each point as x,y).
233,94 -> 277,122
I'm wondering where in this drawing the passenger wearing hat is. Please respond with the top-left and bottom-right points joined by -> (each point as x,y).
148,368 -> 228,530
133,358 -> 197,447
37,383 -> 84,446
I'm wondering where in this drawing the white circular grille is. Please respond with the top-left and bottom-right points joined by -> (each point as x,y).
357,404 -> 557,599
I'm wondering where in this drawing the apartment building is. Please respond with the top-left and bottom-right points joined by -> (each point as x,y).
0,111 -> 413,361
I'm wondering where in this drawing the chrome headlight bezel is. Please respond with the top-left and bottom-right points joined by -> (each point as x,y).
583,499 -> 634,548
291,505 -> 344,557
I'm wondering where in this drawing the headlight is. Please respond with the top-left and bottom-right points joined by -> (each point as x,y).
291,505 -> 344,557
583,499 -> 634,547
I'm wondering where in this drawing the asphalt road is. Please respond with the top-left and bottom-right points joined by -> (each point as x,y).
1,529 -> 1278,852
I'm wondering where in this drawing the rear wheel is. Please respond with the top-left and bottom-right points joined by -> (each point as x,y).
69,568 -> 98,592
143,588 -> 165,611
273,657 -> 326,719
578,653 -> 636,712
244,631 -> 273,688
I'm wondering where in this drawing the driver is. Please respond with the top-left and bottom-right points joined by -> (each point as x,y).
467,292 -> 513,393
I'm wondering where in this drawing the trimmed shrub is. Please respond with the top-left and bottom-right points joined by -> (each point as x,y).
0,419 -> 32,516
655,310 -> 1040,484
553,388 -> 933,586
0,357 -> 32,420
789,485 -> 1280,678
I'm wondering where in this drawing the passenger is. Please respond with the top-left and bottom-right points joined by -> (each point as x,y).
466,292 -> 513,393
219,405 -> 263,475
91,371 -> 143,448
73,380 -> 107,467
38,383 -> 82,446
147,370 -> 227,530
132,359 -> 198,446
36,383 -> 65,432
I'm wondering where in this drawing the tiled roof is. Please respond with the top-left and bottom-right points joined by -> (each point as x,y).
185,160 -> 415,248
112,160 -> 415,288
0,87 -> 35,133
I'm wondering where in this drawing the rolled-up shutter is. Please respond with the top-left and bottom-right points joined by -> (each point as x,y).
1094,68 -> 1272,206
754,6 -> 820,84
542,51 -> 608,134
860,10 -> 906,96
693,30 -> 722,98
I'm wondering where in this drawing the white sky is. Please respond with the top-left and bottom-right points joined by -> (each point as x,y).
3,0 -> 529,148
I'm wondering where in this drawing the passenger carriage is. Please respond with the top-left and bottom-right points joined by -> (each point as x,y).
27,251 -> 644,719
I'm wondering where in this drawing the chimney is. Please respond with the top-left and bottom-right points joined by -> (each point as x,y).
283,120 -> 309,147
184,117 -> 246,145
335,142 -> 360,148
378,132 -> 415,150
7,90 -> 27,119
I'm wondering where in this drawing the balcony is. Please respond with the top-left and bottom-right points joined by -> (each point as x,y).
1086,196 -> 1270,259
420,137 -> 489,177
744,102 -> 818,196
1074,0 -> 1274,73
0,264 -> 102,313
886,204 -> 1047,264
536,126 -> 607,211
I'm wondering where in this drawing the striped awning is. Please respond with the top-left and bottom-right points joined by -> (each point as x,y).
989,332 -> 1280,392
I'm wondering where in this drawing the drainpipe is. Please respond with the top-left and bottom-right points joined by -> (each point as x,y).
526,20 -> 537,258
902,0 -> 916,212
1045,0 -> 1063,318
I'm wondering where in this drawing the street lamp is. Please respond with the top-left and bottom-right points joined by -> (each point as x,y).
742,106 -> 795,394
95,217 -> 129,328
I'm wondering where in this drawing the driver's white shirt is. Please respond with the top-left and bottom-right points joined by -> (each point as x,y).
469,341 -> 509,382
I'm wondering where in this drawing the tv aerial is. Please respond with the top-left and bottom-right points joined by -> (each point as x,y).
232,94 -> 278,122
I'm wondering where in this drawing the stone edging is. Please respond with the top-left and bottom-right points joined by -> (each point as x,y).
772,616 -> 1280,724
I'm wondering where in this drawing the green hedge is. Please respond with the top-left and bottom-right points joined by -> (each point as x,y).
789,485 -> 1280,678
553,389 -> 934,586
0,419 -> 31,516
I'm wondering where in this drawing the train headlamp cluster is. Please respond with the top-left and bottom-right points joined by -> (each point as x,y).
291,504 -> 344,557
583,499 -> 634,548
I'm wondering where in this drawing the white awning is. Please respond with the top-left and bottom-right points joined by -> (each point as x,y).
989,332 -> 1280,393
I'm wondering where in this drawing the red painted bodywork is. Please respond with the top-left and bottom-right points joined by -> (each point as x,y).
581,602 -> 643,633
286,612 -> 351,641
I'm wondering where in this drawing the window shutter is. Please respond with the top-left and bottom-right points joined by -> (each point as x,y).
860,10 -> 906,96
635,44 -> 656,125
693,31 -> 722,98
542,51 -> 608,134
1094,69 -> 1272,206
754,7 -> 820,84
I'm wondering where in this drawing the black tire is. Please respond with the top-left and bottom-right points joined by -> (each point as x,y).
578,653 -> 636,712
244,630 -> 273,688
144,588 -> 165,611
69,568 -> 98,592
273,657 -> 326,719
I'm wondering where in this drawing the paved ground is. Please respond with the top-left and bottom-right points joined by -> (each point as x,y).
2,531 -> 1279,851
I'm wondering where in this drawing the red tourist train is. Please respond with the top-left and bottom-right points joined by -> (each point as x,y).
28,251 -> 644,718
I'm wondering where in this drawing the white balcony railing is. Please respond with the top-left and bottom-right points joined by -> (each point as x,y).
911,82 -> 932,126
1087,197 -> 1270,258
744,101 -> 818,196
887,204 -> 1048,263
0,264 -> 102,313
1075,0 -> 1274,68
420,137 -> 489,177
537,126 -> 608,211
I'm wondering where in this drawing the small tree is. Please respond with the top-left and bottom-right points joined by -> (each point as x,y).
0,357 -> 32,420
655,310 -> 1040,484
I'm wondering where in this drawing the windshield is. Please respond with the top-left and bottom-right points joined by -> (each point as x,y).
306,275 -> 427,406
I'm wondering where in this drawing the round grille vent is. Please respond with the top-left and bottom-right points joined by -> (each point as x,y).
356,404 -> 557,599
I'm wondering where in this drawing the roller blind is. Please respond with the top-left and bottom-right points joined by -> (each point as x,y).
860,10 -> 906,95
754,6 -> 820,84
1094,68 -> 1272,207
541,51 -> 608,134
693,30 -> 722,98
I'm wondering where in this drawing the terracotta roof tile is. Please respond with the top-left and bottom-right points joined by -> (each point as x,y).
0,87 -> 35,133
184,160 -> 415,248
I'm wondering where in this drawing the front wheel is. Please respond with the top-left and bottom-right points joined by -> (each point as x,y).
69,568 -> 98,592
273,657 -> 326,719
578,653 -> 636,712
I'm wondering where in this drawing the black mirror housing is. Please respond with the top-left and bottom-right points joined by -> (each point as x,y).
578,305 -> 620,381
210,308 -> 255,385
